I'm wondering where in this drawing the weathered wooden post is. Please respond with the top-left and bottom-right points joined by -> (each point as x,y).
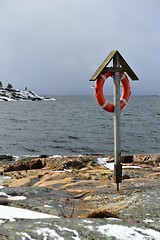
90,50 -> 139,190
113,52 -> 122,191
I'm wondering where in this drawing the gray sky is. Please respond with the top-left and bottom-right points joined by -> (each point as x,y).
0,0 -> 160,95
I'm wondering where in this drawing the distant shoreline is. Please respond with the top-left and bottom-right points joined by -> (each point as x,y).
0,87 -> 56,101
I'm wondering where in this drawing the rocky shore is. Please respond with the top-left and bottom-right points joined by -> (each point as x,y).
0,87 -> 55,101
0,154 -> 160,239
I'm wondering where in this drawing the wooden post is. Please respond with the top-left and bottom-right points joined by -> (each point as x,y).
113,52 -> 122,191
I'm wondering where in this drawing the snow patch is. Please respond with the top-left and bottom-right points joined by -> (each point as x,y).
0,192 -> 8,197
123,166 -> 140,169
97,224 -> 160,240
44,204 -> 52,208
49,155 -> 63,158
83,219 -> 93,224
85,225 -> 94,231
96,158 -> 114,170
55,225 -> 80,240
37,228 -> 64,240
143,219 -> 155,223
0,191 -> 26,201
96,158 -> 141,170
0,205 -> 59,220
8,195 -> 26,201
17,232 -> 35,240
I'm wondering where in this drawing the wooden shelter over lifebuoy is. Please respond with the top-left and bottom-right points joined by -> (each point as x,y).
90,50 -> 139,81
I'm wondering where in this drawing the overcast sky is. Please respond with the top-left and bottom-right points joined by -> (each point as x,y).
0,0 -> 160,95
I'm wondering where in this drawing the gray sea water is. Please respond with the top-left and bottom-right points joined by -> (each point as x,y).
0,96 -> 159,156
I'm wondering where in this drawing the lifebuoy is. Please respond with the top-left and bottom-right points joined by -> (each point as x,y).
94,72 -> 130,112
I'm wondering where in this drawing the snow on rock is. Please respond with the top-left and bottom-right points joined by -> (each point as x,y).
96,224 -> 160,240
0,87 -> 55,101
96,157 -> 141,170
0,205 -> 60,220
37,228 -> 64,240
96,158 -> 114,170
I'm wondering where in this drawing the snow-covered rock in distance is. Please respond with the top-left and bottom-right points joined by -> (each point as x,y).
0,87 -> 55,101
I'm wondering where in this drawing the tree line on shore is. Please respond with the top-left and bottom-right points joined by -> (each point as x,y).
0,81 -> 13,89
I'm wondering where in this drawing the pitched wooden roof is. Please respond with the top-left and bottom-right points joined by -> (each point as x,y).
90,50 -> 139,81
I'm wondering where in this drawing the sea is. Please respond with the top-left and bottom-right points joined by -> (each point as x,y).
0,95 -> 159,157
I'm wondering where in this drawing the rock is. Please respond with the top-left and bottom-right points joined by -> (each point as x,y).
133,155 -> 160,167
0,155 -> 14,166
122,173 -> 130,180
3,159 -> 45,172
0,155 -> 13,161
0,198 -> 9,206
0,154 -> 160,238
0,87 -> 56,101
121,155 -> 133,163
0,218 -> 160,239
58,159 -> 86,170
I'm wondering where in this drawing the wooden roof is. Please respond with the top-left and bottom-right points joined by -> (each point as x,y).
89,50 -> 139,81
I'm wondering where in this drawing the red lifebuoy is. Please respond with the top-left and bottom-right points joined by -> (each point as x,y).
94,72 -> 130,113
